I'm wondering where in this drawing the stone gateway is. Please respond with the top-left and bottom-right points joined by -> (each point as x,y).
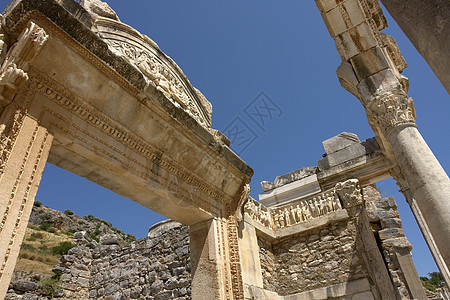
0,0 -> 448,299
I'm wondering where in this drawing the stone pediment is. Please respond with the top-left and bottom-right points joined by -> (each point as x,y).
93,16 -> 213,128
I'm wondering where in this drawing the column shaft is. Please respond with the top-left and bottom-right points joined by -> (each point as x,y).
389,126 -> 450,268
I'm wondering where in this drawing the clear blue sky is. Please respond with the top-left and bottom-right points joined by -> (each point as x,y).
1,0 -> 448,277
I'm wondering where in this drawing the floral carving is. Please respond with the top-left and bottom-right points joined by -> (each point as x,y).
105,39 -> 209,127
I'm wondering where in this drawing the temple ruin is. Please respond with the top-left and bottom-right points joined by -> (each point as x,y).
0,0 -> 448,299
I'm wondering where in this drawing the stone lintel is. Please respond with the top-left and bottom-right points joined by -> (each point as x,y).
317,137 -> 390,189
259,175 -> 321,208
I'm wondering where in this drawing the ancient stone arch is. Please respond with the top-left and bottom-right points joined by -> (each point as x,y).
0,0 -> 253,298
0,0 -> 449,299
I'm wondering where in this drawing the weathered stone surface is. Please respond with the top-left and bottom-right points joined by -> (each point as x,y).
99,234 -> 121,245
261,167 -> 319,192
148,220 -> 183,239
79,0 -> 119,20
322,132 -> 360,155
12,280 -> 37,292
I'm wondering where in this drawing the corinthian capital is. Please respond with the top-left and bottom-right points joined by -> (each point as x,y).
366,90 -> 416,138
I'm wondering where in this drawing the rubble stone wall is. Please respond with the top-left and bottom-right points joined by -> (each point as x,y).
6,220 -> 191,300
258,218 -> 368,296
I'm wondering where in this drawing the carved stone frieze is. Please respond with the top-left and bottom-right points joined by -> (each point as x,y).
104,38 -> 209,127
366,90 -> 416,138
94,17 -> 212,128
381,33 -> 407,73
0,63 -> 28,106
227,216 -> 244,300
245,184 -> 344,231
244,197 -> 272,228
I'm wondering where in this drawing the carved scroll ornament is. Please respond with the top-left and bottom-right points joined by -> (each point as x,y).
0,21 -> 48,106
101,34 -> 211,128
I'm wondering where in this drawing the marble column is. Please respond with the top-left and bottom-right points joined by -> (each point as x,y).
315,0 -> 450,276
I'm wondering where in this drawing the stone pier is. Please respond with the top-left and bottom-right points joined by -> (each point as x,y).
315,0 -> 450,280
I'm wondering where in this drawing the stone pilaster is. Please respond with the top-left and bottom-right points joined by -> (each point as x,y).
0,20 -> 51,299
316,0 -> 450,278
0,99 -> 53,299
189,216 -> 245,300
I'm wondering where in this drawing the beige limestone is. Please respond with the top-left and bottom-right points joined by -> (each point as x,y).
0,2 -> 253,299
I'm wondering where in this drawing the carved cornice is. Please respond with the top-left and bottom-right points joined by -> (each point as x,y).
27,68 -> 234,215
366,90 -> 416,138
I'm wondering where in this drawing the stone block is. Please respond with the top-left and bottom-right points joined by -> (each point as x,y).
366,209 -> 396,221
352,291 -> 374,299
100,234 -> 121,245
324,0 -> 366,37
381,218 -> 402,229
318,140 -> 374,170
335,21 -> 379,60
13,280 -> 37,292
379,228 -> 404,240
350,46 -> 390,81
322,132 -> 360,155
155,291 -> 173,300
356,69 -> 402,106
382,237 -> 412,250
315,0 -> 339,13
374,196 -> 397,209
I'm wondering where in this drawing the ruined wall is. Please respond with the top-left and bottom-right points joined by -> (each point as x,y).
364,185 -> 427,300
88,223 -> 190,300
6,221 -> 191,300
258,219 -> 368,296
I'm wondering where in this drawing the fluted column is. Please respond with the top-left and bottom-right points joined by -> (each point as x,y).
315,0 -> 450,277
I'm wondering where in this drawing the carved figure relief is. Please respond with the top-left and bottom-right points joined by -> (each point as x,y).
245,184 -> 347,230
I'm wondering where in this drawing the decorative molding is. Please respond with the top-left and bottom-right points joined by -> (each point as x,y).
99,30 -> 211,128
0,21 -> 47,106
381,33 -> 407,73
5,11 -> 141,96
28,69 -> 232,213
0,64 -> 28,106
366,91 -> 416,138
0,110 -> 50,281
227,216 -> 244,300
